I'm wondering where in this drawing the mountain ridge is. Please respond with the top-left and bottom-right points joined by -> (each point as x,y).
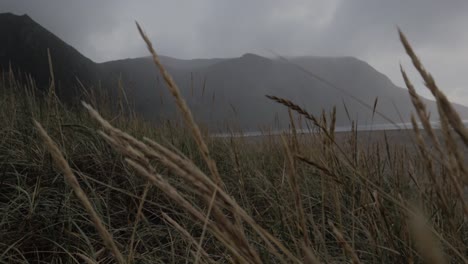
1,12 -> 467,131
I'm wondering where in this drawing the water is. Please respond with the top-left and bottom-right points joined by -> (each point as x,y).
212,120 -> 468,138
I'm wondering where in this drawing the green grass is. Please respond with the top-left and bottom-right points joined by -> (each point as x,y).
0,29 -> 467,263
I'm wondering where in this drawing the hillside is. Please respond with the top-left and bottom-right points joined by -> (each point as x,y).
0,13 -> 101,99
103,54 -> 468,130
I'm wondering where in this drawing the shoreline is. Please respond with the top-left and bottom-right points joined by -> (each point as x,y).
211,120 -> 468,138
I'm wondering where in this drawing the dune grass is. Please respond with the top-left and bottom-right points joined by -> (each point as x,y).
0,27 -> 466,263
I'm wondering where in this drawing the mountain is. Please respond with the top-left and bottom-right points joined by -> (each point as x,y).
2,12 -> 468,131
103,53 -> 468,130
0,13 -> 101,99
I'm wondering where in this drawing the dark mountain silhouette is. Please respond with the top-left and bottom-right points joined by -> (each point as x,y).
0,13 -> 101,99
2,12 -> 468,131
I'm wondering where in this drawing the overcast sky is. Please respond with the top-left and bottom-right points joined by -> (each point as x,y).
2,0 -> 468,105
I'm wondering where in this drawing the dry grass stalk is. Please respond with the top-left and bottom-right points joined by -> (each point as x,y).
400,30 -> 468,218
83,101 -> 300,263
288,108 -> 299,152
134,25 -> 236,261
329,106 -> 336,143
281,134 -> 311,249
302,242 -> 321,264
75,253 -> 98,264
84,102 -> 264,262
409,210 -> 447,264
410,116 -> 452,214
194,189 -> 218,264
127,155 -> 262,263
402,65 -> 468,217
33,120 -> 126,264
295,155 -> 342,184
135,22 -> 222,185
399,29 -> 468,148
400,65 -> 443,154
266,95 -> 358,169
124,158 -> 254,263
328,220 -> 361,264
266,95 -> 322,131
161,213 -> 216,264
437,108 -> 468,217
403,64 -> 468,188
127,183 -> 150,263
409,117 -> 467,260
46,48 -> 56,116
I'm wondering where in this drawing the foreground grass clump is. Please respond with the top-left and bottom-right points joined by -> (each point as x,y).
0,27 -> 467,263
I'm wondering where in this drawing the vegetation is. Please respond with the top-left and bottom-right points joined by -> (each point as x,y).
0,26 -> 467,263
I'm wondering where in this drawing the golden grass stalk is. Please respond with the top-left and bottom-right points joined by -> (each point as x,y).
266,95 -> 359,172
75,253 -> 98,264
134,25 -> 234,261
82,102 -> 260,262
288,109 -> 299,152
399,29 -> 468,148
46,48 -> 56,116
437,107 -> 468,217
124,158 -> 255,264
83,100 -> 306,263
301,242 -> 321,264
135,22 -> 222,185
409,209 -> 447,264
33,120 -> 126,264
399,30 -> 468,217
161,213 -> 216,264
400,65 -> 443,154
266,95 -> 322,131
403,63 -> 468,188
127,183 -> 150,263
281,134 -> 311,248
328,220 -> 361,264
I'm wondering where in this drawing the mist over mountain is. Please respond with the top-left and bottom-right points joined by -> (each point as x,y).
2,12 -> 468,131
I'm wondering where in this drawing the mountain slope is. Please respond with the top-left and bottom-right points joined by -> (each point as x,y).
104,53 -> 468,130
0,13 -> 101,98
